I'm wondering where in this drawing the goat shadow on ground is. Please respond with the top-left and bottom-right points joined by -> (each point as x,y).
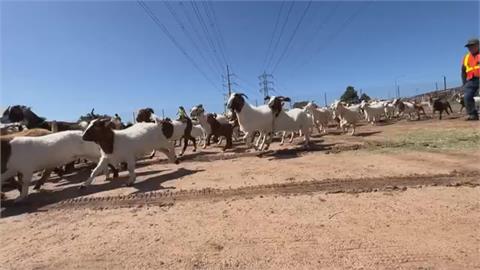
431,115 -> 461,120
178,150 -> 218,161
262,142 -> 336,160
54,169 -> 166,187
374,120 -> 398,126
1,168 -> 202,218
326,129 -> 384,136
131,168 -> 205,195
354,131 -> 382,137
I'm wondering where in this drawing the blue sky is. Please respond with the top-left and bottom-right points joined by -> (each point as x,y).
1,1 -> 478,122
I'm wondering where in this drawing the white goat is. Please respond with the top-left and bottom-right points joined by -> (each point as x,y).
191,124 -> 205,142
383,102 -> 396,119
227,93 -> 274,151
453,93 -> 480,112
1,131 -> 103,201
266,96 -> 312,146
81,119 -> 178,188
136,110 -> 199,156
346,103 -> 362,114
333,101 -> 361,135
360,101 -> 385,125
304,102 -> 332,133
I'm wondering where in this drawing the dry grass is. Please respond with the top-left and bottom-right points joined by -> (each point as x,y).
368,128 -> 480,152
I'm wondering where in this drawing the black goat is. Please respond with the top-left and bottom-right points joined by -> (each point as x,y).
206,113 -> 233,151
429,97 -> 453,120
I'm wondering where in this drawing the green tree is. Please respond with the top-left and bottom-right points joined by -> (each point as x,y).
292,101 -> 309,109
340,86 -> 359,104
360,93 -> 371,102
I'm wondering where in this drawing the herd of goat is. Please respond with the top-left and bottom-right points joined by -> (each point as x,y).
1,92 -> 478,202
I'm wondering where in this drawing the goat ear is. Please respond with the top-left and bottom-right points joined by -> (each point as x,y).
264,96 -> 270,101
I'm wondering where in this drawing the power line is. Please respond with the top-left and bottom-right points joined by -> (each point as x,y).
271,0 -> 312,74
190,1 -> 226,73
137,1 -> 222,92
264,1 -> 295,71
177,1 -> 224,75
190,1 -> 224,72
315,2 -> 371,54
234,74 -> 261,97
262,1 -> 286,70
292,1 -> 340,64
163,1 -> 222,79
203,1 -> 229,66
288,1 -> 371,76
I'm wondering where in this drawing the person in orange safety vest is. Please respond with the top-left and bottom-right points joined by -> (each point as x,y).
461,38 -> 479,120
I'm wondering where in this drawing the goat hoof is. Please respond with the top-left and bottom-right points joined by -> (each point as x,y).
79,185 -> 87,190
175,159 -> 180,164
193,149 -> 197,152
126,182 -> 135,187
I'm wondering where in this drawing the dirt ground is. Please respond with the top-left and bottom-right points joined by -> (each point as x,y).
1,114 -> 479,269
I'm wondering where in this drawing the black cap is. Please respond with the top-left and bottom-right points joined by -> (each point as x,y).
465,38 -> 479,47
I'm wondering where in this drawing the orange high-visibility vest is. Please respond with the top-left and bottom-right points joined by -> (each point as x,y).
464,53 -> 480,80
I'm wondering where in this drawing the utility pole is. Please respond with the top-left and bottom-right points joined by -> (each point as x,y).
226,65 -> 232,97
258,71 -> 274,100
395,76 -> 404,98
435,82 -> 438,91
162,109 -> 165,119
443,75 -> 447,90
223,65 -> 235,112
324,92 -> 327,107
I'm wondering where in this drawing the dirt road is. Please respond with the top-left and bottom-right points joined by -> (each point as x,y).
1,116 -> 479,269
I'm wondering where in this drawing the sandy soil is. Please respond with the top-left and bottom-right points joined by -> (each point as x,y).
1,187 -> 479,269
1,115 -> 479,269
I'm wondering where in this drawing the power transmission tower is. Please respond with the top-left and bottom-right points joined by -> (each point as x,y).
258,71 -> 275,100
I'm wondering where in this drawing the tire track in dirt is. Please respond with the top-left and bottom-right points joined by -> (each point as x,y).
32,171 -> 479,211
